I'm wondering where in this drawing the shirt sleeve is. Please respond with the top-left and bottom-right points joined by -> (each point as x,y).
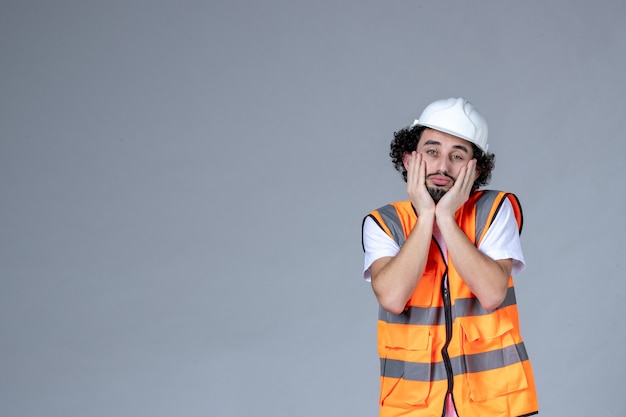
478,198 -> 526,276
362,216 -> 400,282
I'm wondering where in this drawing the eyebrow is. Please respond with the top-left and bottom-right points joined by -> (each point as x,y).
422,139 -> 470,154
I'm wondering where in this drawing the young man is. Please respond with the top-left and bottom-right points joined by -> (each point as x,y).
362,98 -> 538,417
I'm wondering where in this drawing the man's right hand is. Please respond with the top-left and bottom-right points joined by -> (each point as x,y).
405,151 -> 435,216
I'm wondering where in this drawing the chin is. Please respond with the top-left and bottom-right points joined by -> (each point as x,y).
427,187 -> 447,203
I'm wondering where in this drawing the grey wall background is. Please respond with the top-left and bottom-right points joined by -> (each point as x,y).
1,1 -> 625,416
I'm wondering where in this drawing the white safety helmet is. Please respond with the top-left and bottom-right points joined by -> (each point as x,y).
411,97 -> 489,152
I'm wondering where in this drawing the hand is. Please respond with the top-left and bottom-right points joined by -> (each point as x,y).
406,151 -> 435,216
436,158 -> 477,219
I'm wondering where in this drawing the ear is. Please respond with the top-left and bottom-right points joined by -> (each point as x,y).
473,164 -> 481,182
402,153 -> 411,171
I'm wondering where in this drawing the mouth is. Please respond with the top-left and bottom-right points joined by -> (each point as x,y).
427,174 -> 454,187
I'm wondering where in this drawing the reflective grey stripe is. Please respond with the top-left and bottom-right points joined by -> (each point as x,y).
381,356 -> 448,382
462,342 -> 529,374
474,190 -> 501,245
379,286 -> 517,325
381,342 -> 529,382
379,304 -> 444,326
455,285 -> 517,317
375,204 -> 406,247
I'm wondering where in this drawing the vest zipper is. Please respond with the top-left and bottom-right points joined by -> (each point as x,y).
440,270 -> 456,416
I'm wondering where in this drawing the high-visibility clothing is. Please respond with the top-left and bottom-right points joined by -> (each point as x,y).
364,190 -> 538,417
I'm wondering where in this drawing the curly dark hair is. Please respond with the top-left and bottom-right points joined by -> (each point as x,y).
390,125 -> 495,190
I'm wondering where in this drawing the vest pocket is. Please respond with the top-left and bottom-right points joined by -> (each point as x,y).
379,327 -> 433,407
459,312 -> 528,402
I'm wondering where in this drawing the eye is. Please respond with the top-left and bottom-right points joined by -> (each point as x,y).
451,154 -> 464,161
426,149 -> 437,156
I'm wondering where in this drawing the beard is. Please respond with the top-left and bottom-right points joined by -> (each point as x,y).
426,171 -> 456,203
427,186 -> 448,203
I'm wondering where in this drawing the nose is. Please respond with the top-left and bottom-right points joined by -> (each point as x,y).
435,156 -> 452,175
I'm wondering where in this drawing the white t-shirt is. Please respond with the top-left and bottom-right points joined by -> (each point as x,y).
362,199 -> 525,281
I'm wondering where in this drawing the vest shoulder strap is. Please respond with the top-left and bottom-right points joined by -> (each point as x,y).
474,190 -> 523,246
362,201 -> 414,250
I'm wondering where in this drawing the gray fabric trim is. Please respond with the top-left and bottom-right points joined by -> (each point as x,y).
380,342 -> 529,382
376,204 -> 406,247
379,287 -> 517,325
474,190 -> 501,245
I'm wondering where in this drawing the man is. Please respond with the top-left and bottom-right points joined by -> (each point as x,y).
362,98 -> 538,417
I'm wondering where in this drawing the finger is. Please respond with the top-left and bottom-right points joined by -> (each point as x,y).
410,153 -> 421,184
413,152 -> 422,186
448,163 -> 466,191
450,163 -> 472,196
417,153 -> 426,186
455,163 -> 474,198
463,159 -> 477,190
406,152 -> 418,189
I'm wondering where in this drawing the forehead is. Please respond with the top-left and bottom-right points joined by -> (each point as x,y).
418,128 -> 473,154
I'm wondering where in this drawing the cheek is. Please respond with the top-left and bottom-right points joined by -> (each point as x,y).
420,153 -> 435,165
450,163 -> 467,178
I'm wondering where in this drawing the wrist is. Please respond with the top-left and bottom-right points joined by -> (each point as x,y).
416,207 -> 435,220
435,211 -> 456,228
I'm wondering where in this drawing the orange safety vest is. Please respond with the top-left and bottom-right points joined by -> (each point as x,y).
364,190 -> 538,417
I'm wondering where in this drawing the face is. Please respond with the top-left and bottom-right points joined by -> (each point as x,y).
413,128 -> 476,201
